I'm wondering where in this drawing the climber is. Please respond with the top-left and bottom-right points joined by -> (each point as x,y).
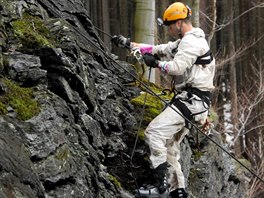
112,2 -> 215,198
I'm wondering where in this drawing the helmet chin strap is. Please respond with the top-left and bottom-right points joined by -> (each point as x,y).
178,21 -> 183,39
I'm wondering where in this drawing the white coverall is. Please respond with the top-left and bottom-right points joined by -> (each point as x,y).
143,28 -> 215,191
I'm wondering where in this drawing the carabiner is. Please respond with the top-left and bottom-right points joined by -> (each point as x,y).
133,49 -> 143,61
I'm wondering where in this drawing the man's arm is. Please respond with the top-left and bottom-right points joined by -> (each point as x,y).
157,40 -> 200,75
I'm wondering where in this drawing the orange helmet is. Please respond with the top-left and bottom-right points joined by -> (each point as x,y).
163,2 -> 192,26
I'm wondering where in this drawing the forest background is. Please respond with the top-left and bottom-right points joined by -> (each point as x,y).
86,0 -> 264,196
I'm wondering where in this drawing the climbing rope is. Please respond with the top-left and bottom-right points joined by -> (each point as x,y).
130,68 -> 152,162
94,26 -> 113,38
69,23 -> 264,184
129,68 -> 152,198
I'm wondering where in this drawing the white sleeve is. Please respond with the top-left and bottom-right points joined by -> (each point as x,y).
152,39 -> 181,57
158,38 -> 201,75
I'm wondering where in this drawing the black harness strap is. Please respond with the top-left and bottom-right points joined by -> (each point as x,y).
171,87 -> 212,129
184,87 -> 212,107
171,98 -> 193,129
194,50 -> 213,65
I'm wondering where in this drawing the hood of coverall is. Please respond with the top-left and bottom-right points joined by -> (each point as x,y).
184,27 -> 205,38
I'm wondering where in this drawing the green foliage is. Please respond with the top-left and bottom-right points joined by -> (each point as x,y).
108,174 -> 122,189
0,79 -> 40,120
11,14 -> 57,50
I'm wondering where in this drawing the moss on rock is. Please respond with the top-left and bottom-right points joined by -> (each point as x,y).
136,129 -> 145,141
0,79 -> 40,120
0,101 -> 7,114
108,174 -> 122,189
10,14 -> 57,50
55,146 -> 71,162
192,149 -> 204,161
131,92 -> 163,117
131,82 -> 173,139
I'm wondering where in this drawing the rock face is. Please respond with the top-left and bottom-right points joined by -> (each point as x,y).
0,0 -> 248,198
185,132 -> 249,198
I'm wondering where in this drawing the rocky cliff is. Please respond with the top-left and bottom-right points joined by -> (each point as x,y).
0,0 -> 249,198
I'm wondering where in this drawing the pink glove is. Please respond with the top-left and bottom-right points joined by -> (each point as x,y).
131,43 -> 153,54
139,44 -> 153,54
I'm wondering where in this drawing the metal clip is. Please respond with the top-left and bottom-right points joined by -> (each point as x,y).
133,49 -> 144,64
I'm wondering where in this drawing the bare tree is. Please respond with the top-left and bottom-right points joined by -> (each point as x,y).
247,138 -> 264,198
186,0 -> 200,27
214,2 -> 264,32
215,57 -> 264,197
233,58 -> 264,145
233,59 -> 264,197
134,0 -> 156,82
206,0 -> 216,45
226,0 -> 240,156
215,35 -> 264,69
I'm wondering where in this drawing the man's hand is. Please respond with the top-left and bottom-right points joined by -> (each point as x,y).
111,35 -> 131,48
143,53 -> 159,68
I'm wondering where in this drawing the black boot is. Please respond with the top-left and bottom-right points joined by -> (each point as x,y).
170,188 -> 188,198
153,162 -> 168,194
134,162 -> 169,198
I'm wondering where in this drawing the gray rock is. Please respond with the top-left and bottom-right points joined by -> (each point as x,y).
0,117 -> 45,198
0,0 -> 249,198
6,52 -> 47,85
186,132 -> 249,198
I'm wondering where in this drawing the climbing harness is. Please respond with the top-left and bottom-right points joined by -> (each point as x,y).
70,24 -> 264,185
194,50 -> 214,65
166,86 -> 211,130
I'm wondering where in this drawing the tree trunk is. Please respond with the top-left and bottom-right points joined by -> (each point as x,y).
156,0 -> 172,44
228,0 -> 240,156
185,0 -> 199,27
102,0 -> 110,47
192,0 -> 199,27
207,0 -> 216,46
155,0 -> 172,87
134,0 -> 156,82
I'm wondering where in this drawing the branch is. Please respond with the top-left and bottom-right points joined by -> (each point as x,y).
243,124 -> 264,135
233,58 -> 264,142
199,0 -> 217,45
215,3 -> 264,32
216,35 -> 264,69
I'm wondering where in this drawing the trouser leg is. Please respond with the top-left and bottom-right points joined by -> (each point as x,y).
141,93 -> 208,197
167,127 -> 189,191
145,104 -> 185,169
